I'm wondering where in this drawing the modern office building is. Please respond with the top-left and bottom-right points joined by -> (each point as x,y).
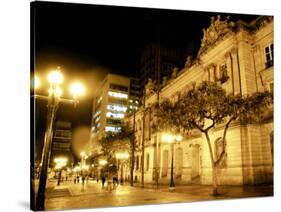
138,43 -> 183,97
91,74 -> 140,146
127,15 -> 273,186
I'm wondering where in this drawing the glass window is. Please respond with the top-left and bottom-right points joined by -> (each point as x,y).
105,126 -> 121,133
108,91 -> 128,99
265,43 -> 274,68
107,104 -> 127,112
106,111 -> 125,119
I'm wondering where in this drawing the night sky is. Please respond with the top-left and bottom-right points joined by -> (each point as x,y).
32,1 -> 259,160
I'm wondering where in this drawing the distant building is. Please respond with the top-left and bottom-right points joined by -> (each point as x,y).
127,16 -> 273,186
91,74 -> 140,146
50,121 -> 73,167
138,43 -> 183,97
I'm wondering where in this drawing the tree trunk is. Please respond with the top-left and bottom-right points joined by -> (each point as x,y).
130,112 -> 136,186
212,164 -> 219,195
204,131 -> 219,195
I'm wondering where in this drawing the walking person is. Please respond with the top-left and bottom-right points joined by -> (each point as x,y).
82,175 -> 85,192
101,175 -> 106,189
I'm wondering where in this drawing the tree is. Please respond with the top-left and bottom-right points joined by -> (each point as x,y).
99,122 -> 136,186
154,81 -> 273,195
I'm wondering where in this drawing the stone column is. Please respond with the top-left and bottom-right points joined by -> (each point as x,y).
230,47 -> 241,95
252,44 -> 263,92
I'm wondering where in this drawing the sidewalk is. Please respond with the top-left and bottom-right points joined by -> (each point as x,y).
45,180 -> 273,210
132,182 -> 273,199
48,179 -> 140,196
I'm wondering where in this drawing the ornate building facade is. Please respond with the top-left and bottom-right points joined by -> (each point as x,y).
127,16 -> 273,185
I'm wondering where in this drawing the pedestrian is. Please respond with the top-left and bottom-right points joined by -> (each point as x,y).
101,175 -> 106,188
77,175 -> 80,184
82,175 -> 85,185
113,175 -> 118,187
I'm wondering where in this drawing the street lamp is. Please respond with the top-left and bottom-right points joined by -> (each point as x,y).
115,152 -> 129,184
33,67 -> 85,210
161,132 -> 183,191
70,81 -> 85,99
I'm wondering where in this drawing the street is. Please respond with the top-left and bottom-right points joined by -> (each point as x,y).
43,179 -> 273,210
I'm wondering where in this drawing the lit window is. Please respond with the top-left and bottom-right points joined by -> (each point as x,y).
106,112 -> 125,119
107,104 -> 127,112
97,96 -> 103,104
105,126 -> 121,133
108,91 -> 128,99
93,110 -> 101,118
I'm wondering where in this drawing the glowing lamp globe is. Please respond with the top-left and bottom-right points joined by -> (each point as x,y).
47,70 -> 64,85
70,82 -> 85,98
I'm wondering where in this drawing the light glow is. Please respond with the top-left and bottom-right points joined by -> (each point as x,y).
105,126 -> 121,133
48,86 -> 63,97
106,111 -> 125,119
115,152 -> 130,159
107,104 -> 127,112
161,133 -> 183,143
161,133 -> 174,143
70,81 -> 85,98
73,166 -> 81,172
54,157 -> 67,169
99,159 -> 108,166
108,91 -> 128,99
48,70 -> 64,85
32,75 -> 40,89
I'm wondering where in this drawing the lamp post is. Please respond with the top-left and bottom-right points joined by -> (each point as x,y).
33,68 -> 85,210
115,152 -> 129,184
161,133 -> 182,191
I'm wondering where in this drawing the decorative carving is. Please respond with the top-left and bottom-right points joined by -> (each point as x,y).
251,16 -> 273,33
219,64 -> 229,84
198,15 -> 234,56
185,56 -> 193,68
224,51 -> 231,59
171,67 -> 179,79
230,47 -> 238,55
145,78 -> 155,97
162,76 -> 168,86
